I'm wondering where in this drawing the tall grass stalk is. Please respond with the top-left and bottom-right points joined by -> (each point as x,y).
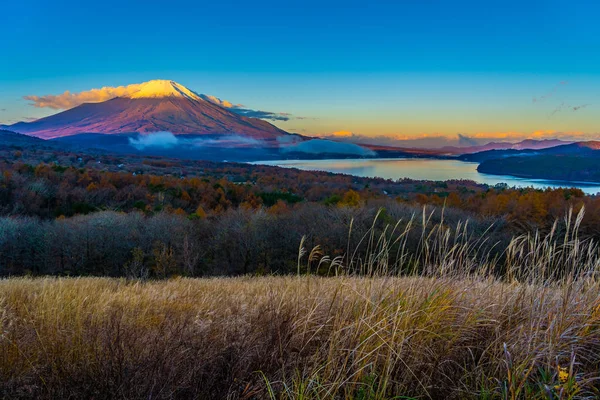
341,206 -> 599,284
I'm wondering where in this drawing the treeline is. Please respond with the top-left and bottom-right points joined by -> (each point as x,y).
0,159 -> 598,234
0,160 -> 473,218
414,186 -> 600,233
0,202 -> 507,277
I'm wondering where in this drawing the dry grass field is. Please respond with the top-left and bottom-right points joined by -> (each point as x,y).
1,275 -> 600,399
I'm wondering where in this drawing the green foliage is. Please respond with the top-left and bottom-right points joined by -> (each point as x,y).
51,164 -> 68,173
71,202 -> 96,215
323,194 -> 342,205
258,191 -> 303,207
356,373 -> 378,400
147,182 -> 165,192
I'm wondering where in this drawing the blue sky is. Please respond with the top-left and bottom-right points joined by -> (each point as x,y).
1,0 -> 599,142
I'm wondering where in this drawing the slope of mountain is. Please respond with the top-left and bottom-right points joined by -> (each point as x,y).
514,139 -> 572,150
542,141 -> 600,154
0,129 -> 50,147
7,80 -> 290,142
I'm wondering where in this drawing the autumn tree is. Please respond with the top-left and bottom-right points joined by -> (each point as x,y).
339,190 -> 361,207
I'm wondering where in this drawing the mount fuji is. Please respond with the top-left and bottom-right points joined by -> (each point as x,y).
6,80 -> 291,143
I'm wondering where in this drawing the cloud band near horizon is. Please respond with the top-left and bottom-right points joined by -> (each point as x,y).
320,130 -> 594,148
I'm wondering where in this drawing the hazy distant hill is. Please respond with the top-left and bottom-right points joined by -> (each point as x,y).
0,129 -> 50,147
458,148 -> 540,162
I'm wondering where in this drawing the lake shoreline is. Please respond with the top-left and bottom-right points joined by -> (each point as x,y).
251,158 -> 600,195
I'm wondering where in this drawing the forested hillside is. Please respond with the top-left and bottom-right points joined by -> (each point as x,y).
478,155 -> 600,182
2,141 -> 600,277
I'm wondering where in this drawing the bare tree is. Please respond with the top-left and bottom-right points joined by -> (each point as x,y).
124,247 -> 148,280
182,234 -> 200,276
153,241 -> 176,278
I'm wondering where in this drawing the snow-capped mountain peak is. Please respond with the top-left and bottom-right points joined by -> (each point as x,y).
127,80 -> 201,101
6,79 -> 290,139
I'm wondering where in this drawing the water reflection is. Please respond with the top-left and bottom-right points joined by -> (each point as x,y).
253,158 -> 600,195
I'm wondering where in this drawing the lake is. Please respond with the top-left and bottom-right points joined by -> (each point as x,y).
253,158 -> 600,195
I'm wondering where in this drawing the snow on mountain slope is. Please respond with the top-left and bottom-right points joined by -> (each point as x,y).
127,80 -> 202,100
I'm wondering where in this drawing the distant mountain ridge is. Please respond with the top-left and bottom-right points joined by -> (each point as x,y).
459,140 -> 600,162
440,139 -> 571,155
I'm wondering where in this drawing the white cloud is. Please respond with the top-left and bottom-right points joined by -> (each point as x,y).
24,83 -> 149,109
128,132 -> 179,150
281,139 -> 375,156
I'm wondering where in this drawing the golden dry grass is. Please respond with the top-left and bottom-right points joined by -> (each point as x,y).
2,275 -> 600,399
